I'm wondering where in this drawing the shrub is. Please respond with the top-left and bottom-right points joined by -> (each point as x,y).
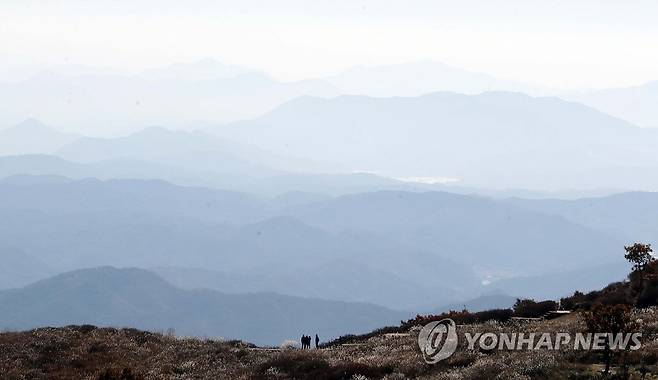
513,299 -> 558,318
401,308 -> 513,329
582,304 -> 633,375
323,325 -> 404,347
252,351 -> 394,380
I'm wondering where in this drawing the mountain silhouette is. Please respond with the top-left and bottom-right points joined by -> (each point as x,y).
0,267 -> 409,346
215,91 -> 658,190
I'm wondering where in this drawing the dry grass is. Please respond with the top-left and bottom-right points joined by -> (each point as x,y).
2,309 -> 658,379
0,325 -> 261,379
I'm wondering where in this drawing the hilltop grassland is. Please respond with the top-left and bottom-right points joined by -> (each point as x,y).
1,308 -> 658,380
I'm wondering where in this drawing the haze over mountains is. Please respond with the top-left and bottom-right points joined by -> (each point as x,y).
9,65 -> 652,193
2,57 -> 658,344
565,81 -> 658,128
0,119 -> 78,155
3,58 -> 656,136
0,59 -> 338,136
0,175 -> 645,309
4,59 -> 658,194
0,154 -> 456,197
214,91 -> 658,190
0,245 -> 52,290
507,192 -> 658,245
0,267 -> 407,346
0,176 -> 480,310
324,61 -> 549,97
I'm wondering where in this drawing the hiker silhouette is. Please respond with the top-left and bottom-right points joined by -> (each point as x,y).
300,335 -> 311,349
315,334 -> 319,349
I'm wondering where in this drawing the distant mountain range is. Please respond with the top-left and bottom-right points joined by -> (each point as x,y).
0,175 -> 645,309
3,58 -> 658,138
280,190 -> 623,275
1,59 -> 546,134
0,176 -> 481,309
325,61 -> 658,129
5,86 -> 658,192
0,152 -> 629,199
213,91 -> 658,190
0,245 -> 52,289
0,267 -> 408,346
565,81 -> 658,128
0,59 -> 338,134
487,261 -> 631,301
0,154 -> 465,197
325,60 -> 548,97
0,119 -> 78,155
56,126 -> 285,177
507,192 -> 658,247
3,58 -> 657,343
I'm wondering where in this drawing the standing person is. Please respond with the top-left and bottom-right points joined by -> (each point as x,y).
315,334 -> 319,349
300,335 -> 305,349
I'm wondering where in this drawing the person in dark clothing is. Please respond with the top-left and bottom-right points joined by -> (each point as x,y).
315,334 -> 319,349
300,335 -> 305,349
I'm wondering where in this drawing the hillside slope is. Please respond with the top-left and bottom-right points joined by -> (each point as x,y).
0,177 -> 636,308
0,267 -> 409,346
282,191 -> 623,275
2,308 -> 656,379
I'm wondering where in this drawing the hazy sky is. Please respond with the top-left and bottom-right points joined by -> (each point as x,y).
2,0 -> 658,89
